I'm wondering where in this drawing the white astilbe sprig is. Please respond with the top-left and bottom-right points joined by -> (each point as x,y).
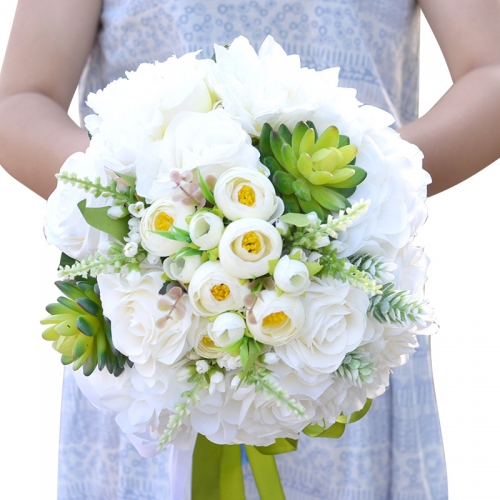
369,283 -> 431,327
56,172 -> 137,205
288,200 -> 370,249
157,369 -> 210,451
349,254 -> 396,284
57,242 -> 146,279
246,366 -> 307,418
336,349 -> 374,387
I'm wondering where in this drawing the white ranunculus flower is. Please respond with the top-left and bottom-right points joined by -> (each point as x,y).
155,108 -> 262,182
139,197 -> 195,257
275,277 -> 369,383
214,168 -> 283,221
44,152 -> 110,260
218,219 -> 282,279
188,261 -> 250,316
273,256 -> 310,296
163,254 -> 202,283
98,271 -> 198,377
208,312 -> 246,348
248,290 -> 305,346
189,212 -> 224,250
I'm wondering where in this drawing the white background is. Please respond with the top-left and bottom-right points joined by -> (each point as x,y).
1,2 -> 499,499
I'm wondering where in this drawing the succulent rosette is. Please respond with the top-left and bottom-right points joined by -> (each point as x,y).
42,36 -> 435,486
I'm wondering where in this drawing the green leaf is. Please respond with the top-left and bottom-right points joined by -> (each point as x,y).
282,194 -> 301,214
279,213 -> 312,227
297,197 -> 325,220
267,258 -> 280,276
338,135 -> 350,148
78,200 -> 129,243
241,338 -> 262,380
272,171 -> 295,195
197,168 -> 216,205
327,166 -> 367,189
114,172 -> 137,190
303,261 -> 323,277
151,225 -> 191,243
278,124 -> 292,145
263,156 -> 285,176
292,178 -> 311,202
331,186 -> 356,198
259,123 -> 274,160
305,121 -> 319,141
76,315 -> 100,337
309,185 -> 350,211
312,126 -> 339,152
239,337 -> 249,369
173,246 -> 203,261
75,297 -> 100,316
292,121 -> 310,157
270,131 -> 287,166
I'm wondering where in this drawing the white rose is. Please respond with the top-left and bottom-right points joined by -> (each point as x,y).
208,312 -> 246,348
275,277 -> 369,383
189,212 -> 224,250
247,290 -> 305,346
213,168 -> 283,221
188,261 -> 250,316
139,197 -> 195,257
273,256 -> 310,296
218,219 -> 283,279
44,152 -> 110,261
98,271 -> 197,377
157,108 -> 262,180
163,254 -> 202,283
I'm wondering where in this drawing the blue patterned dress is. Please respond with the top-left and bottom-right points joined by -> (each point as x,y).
59,1 -> 448,499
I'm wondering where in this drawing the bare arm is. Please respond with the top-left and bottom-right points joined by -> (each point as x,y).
0,0 -> 102,199
400,0 -> 500,197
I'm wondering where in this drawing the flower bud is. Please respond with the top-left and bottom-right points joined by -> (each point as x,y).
124,241 -> 138,258
275,219 -> 290,237
196,360 -> 210,374
129,201 -> 146,218
107,205 -> 129,220
274,255 -> 310,295
189,211 -> 225,250
208,312 -> 246,348
163,254 -> 202,284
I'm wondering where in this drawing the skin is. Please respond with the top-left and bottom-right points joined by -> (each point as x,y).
0,0 -> 499,199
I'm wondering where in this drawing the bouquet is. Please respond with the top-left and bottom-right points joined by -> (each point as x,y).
42,36 -> 434,497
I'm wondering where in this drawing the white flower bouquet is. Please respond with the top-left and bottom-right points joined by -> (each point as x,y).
42,36 -> 434,497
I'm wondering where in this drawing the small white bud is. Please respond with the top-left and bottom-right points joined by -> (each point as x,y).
107,205 -> 129,220
123,241 -> 138,258
210,371 -> 224,384
231,374 -> 241,388
196,360 -> 210,374
128,217 -> 141,228
127,232 -> 142,244
262,352 -> 279,365
275,219 -> 290,237
129,201 -> 146,218
147,253 -> 161,265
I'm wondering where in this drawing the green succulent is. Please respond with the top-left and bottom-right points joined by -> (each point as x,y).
41,278 -> 132,377
259,121 -> 367,219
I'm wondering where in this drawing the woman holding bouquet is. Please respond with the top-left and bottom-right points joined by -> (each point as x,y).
0,1 -> 499,499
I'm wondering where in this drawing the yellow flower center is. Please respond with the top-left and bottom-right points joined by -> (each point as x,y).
210,283 -> 231,301
241,231 -> 262,254
262,311 -> 289,328
154,212 -> 174,231
237,185 -> 256,207
202,336 -> 216,348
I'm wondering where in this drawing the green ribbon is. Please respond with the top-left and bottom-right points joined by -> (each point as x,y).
191,399 -> 372,499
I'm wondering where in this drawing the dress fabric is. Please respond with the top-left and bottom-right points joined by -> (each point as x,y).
59,1 -> 448,499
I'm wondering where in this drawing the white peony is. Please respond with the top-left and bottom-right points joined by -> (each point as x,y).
273,256 -> 310,296
247,290 -> 305,346
276,277 -> 369,383
85,52 -> 214,184
154,108 -> 262,182
213,167 -> 283,221
44,152 -> 110,261
218,218 -> 282,279
163,254 -> 202,284
208,312 -> 246,348
188,261 -> 250,316
188,212 -> 224,250
139,197 -> 195,257
98,271 -> 198,376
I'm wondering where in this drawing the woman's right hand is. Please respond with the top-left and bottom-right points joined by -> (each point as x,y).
0,0 -> 102,199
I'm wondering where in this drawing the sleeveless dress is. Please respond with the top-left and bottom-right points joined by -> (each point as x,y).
58,1 -> 448,499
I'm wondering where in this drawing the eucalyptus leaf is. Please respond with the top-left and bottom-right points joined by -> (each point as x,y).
78,200 -> 129,243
